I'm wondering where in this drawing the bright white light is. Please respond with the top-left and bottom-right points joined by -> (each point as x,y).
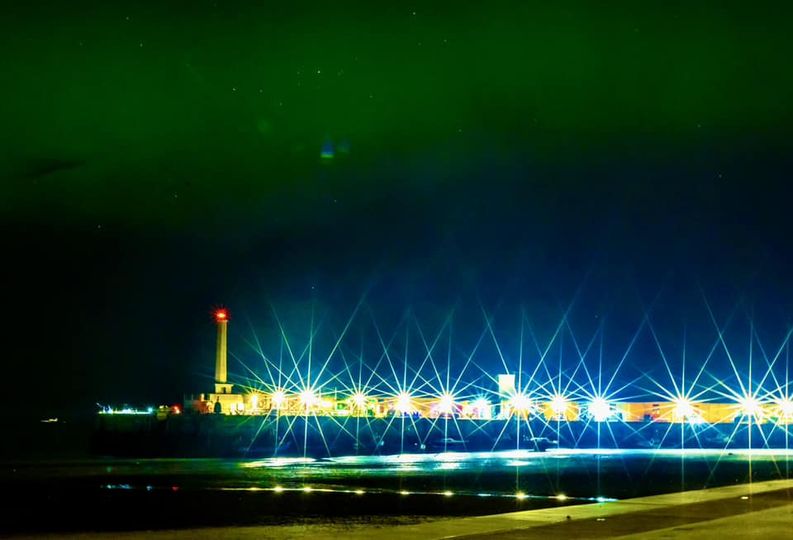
271,389 -> 286,408
515,491 -> 527,500
473,397 -> 490,410
272,485 -> 284,493
739,395 -> 762,418
673,397 -> 695,419
472,397 -> 492,419
437,393 -> 455,414
396,392 -> 413,414
556,493 -> 568,501
510,392 -> 532,413
299,388 -> 318,408
550,395 -> 569,416
351,392 -> 368,408
777,399 -> 793,418
588,398 -> 612,422
443,490 -> 454,497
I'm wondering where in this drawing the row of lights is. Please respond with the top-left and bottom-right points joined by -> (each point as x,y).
267,387 -> 793,423
103,482 -> 616,504
224,485 -> 591,502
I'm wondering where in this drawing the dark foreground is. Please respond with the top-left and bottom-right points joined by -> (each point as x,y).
7,479 -> 793,539
2,449 -> 793,535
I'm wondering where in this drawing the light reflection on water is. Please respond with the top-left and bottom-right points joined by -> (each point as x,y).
221,448 -> 793,497
8,449 -> 793,502
240,457 -> 316,468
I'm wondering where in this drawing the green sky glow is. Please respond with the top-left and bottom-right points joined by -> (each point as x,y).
2,2 -> 791,228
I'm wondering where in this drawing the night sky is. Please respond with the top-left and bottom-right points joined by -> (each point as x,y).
2,2 -> 793,419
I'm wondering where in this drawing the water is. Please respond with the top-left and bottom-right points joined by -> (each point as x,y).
2,449 -> 792,534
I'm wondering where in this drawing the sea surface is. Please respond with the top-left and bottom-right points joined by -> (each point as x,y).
2,449 -> 793,534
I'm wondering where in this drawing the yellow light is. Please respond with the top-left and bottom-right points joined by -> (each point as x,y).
516,491 -> 527,500
273,485 -> 284,493
443,490 -> 454,497
550,395 -> 568,416
556,493 -> 568,501
354,489 -> 365,495
400,490 -> 411,496
302,486 -> 313,493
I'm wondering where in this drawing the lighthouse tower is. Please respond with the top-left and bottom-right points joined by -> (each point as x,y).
214,309 -> 233,394
183,307 -> 244,414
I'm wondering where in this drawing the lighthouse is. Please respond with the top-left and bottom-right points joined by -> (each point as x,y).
214,309 -> 233,394
182,307 -> 247,414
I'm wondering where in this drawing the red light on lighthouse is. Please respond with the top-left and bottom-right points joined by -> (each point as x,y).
214,309 -> 229,322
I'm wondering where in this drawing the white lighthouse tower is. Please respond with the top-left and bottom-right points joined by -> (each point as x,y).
213,308 -> 233,395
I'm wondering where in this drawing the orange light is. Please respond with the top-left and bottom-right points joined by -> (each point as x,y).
215,309 -> 229,322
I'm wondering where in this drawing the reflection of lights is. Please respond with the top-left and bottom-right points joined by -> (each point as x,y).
550,395 -> 569,416
271,389 -> 286,408
510,393 -> 532,413
242,457 -> 315,468
299,388 -> 318,408
396,392 -> 414,414
589,398 -> 612,422
437,393 -> 455,414
739,395 -> 762,418
437,452 -> 465,462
